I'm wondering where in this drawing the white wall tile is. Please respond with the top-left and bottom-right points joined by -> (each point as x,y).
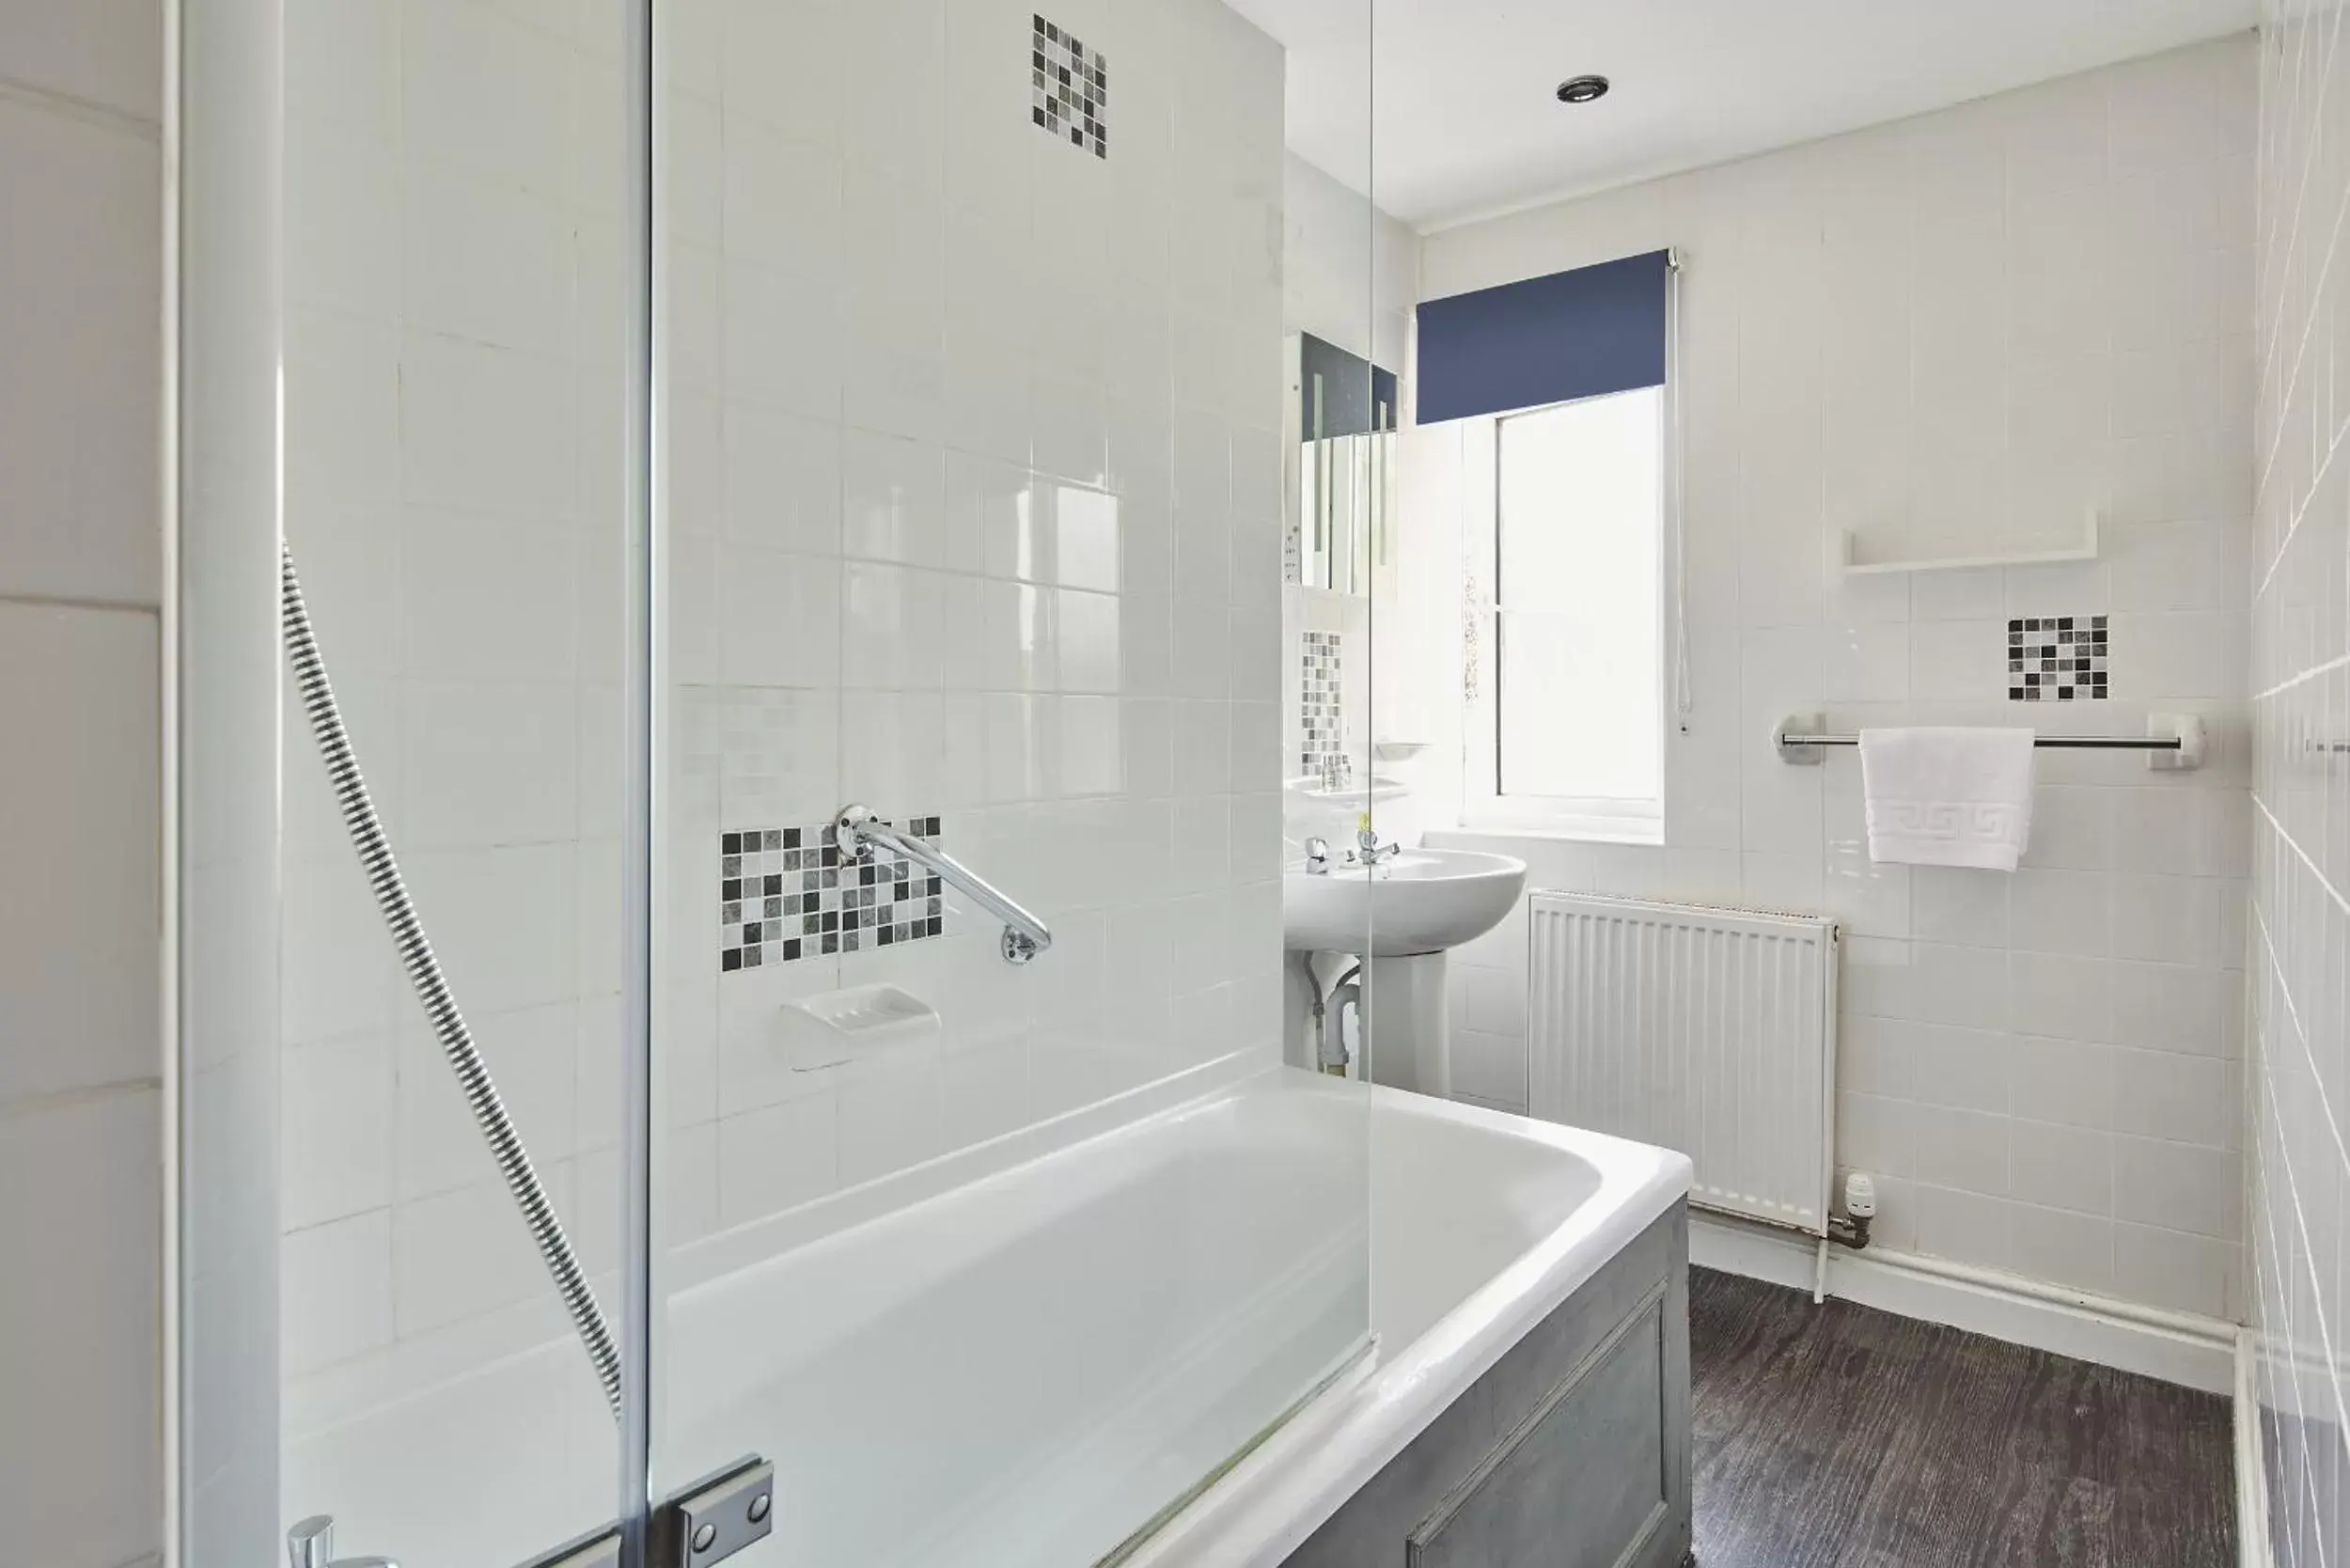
0,96 -> 161,604
396,1004 -> 578,1201
2008,951 -> 2115,1043
400,680 -> 581,850
400,333 -> 576,524
1914,1183 -> 2011,1268
2113,1219 -> 2234,1318
2009,1036 -> 2114,1130
2008,1201 -> 2114,1294
283,1035 -> 396,1229
1906,1023 -> 2013,1115
2009,1118 -> 2112,1215
402,844 -> 579,1015
0,604 -> 160,1095
1910,1102 -> 2012,1195
2112,1134 -> 2237,1238
393,1168 -> 579,1336
1911,865 -> 2011,947
717,1095 -> 839,1228
281,1209 -> 394,1377
0,1089 -> 163,1568
2010,869 -> 2111,957
2109,872 -> 2222,965
2110,1045 -> 2235,1147
1824,620 -> 1912,701
401,169 -> 569,356
0,5 -> 162,119
401,0 -> 569,194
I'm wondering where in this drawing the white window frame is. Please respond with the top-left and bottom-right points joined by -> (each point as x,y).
1459,390 -> 1670,844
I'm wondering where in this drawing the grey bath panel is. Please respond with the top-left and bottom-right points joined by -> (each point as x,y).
1408,1286 -> 1670,1568
1280,1202 -> 1690,1568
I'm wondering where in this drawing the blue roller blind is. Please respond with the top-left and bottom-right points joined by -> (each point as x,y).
1416,249 -> 1670,424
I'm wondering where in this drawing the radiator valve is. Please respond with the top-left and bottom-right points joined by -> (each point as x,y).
1827,1171 -> 1875,1250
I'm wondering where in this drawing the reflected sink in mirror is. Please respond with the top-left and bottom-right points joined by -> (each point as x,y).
1283,847 -> 1528,956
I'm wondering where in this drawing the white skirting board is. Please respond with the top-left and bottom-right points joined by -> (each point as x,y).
1688,1212 -> 2237,1395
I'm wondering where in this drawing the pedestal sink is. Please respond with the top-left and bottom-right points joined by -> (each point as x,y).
1284,847 -> 1528,1100
1283,847 -> 1528,956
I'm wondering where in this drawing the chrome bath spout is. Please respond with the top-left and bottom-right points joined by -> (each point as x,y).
834,805 -> 1052,965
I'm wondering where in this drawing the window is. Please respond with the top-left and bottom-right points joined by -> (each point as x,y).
1418,247 -> 1677,841
1464,386 -> 1666,839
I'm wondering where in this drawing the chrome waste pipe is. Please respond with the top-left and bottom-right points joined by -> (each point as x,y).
281,542 -> 622,1420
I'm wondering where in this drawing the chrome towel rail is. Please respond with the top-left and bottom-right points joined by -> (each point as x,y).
1782,732 -> 2177,748
1773,712 -> 2205,770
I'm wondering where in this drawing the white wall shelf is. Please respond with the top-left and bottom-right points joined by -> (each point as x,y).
1839,512 -> 2099,575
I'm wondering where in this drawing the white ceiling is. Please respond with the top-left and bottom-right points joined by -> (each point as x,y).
1228,0 -> 2258,232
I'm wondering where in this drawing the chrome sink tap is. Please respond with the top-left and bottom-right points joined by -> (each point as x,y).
1355,826 -> 1402,867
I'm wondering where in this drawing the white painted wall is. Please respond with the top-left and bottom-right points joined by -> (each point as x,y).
0,4 -> 166,1564
1404,36 -> 2258,1320
2248,7 -> 2350,1560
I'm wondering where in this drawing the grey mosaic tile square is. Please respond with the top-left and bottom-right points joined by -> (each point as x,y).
1032,13 -> 1106,159
1300,630 -> 1349,787
2009,615 -> 2108,701
719,816 -> 947,973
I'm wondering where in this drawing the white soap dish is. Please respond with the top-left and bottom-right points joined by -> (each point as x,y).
776,983 -> 940,1072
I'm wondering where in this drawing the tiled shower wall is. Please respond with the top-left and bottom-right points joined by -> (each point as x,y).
665,0 -> 1289,1234
281,0 -> 1287,1382
2249,4 -> 2350,1560
1413,37 -> 2259,1320
278,0 -> 1290,1508
278,0 -> 640,1412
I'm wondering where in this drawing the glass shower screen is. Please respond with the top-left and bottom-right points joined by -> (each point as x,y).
176,1 -> 1379,1563
649,0 -> 1379,1563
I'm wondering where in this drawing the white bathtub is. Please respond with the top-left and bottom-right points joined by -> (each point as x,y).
285,1058 -> 1689,1566
1126,1076 -> 1693,1566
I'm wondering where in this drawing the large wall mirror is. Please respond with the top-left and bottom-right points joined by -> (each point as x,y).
1288,332 -> 1400,596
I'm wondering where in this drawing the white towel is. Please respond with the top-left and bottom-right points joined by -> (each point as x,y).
1858,727 -> 2036,870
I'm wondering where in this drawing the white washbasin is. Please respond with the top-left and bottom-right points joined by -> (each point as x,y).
1283,848 -> 1528,957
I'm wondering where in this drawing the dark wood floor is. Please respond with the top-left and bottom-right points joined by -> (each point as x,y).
1687,1267 -> 2235,1568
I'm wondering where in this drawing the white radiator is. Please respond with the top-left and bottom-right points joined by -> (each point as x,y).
1528,892 -> 1839,1237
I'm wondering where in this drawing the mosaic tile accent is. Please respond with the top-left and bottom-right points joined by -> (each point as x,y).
719,817 -> 947,973
2008,615 -> 2108,701
1031,13 -> 1107,159
1300,630 -> 1350,786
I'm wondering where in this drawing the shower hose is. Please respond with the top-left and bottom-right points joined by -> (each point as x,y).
281,542 -> 623,1420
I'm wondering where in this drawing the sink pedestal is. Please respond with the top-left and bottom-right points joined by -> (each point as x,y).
1282,845 -> 1527,1096
1362,951 -> 1449,1098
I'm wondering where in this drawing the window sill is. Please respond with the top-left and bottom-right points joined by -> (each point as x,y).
1439,817 -> 1666,849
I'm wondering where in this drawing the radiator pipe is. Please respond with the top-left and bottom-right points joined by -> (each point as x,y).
1826,1213 -> 1873,1250
1827,1171 -> 1876,1250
